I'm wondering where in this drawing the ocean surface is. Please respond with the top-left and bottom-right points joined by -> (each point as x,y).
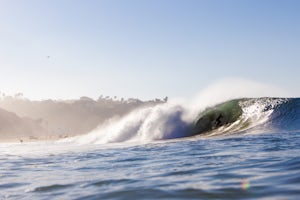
1,98 -> 300,199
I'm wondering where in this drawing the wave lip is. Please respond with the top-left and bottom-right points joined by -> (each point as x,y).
191,100 -> 243,136
191,98 -> 289,137
62,97 -> 294,145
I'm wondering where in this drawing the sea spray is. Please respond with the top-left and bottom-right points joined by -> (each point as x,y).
60,98 -> 288,144
60,79 -> 288,144
183,78 -> 289,122
63,103 -> 191,144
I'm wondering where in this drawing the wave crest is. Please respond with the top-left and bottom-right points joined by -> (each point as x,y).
61,97 -> 290,145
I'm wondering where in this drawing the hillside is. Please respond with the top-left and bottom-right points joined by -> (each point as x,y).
0,107 -> 47,142
0,95 -> 166,142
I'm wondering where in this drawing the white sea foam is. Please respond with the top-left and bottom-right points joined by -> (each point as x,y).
60,79 -> 287,145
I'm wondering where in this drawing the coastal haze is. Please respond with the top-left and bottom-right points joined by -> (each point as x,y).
0,94 -> 165,142
1,1 -> 300,200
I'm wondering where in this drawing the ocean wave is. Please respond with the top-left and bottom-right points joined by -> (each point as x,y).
62,97 -> 297,145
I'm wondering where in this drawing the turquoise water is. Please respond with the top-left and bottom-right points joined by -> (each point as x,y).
1,98 -> 300,199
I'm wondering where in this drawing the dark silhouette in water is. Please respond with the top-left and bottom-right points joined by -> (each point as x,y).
215,114 -> 223,127
191,100 -> 243,136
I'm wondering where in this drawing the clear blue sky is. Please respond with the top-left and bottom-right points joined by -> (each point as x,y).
0,0 -> 299,100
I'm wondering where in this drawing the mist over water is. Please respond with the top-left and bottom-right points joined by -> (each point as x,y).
0,79 -> 299,200
0,79 -> 290,144
59,79 -> 289,145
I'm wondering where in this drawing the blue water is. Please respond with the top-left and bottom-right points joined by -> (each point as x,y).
0,131 -> 299,200
1,98 -> 300,199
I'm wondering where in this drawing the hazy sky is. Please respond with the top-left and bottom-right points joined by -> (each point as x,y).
0,0 -> 299,100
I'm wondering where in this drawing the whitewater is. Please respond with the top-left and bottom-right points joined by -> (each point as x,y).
1,80 -> 300,200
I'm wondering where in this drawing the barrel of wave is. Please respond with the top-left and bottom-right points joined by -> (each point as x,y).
190,100 -> 243,136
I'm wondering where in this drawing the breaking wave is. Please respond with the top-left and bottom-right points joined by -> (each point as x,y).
61,97 -> 298,145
